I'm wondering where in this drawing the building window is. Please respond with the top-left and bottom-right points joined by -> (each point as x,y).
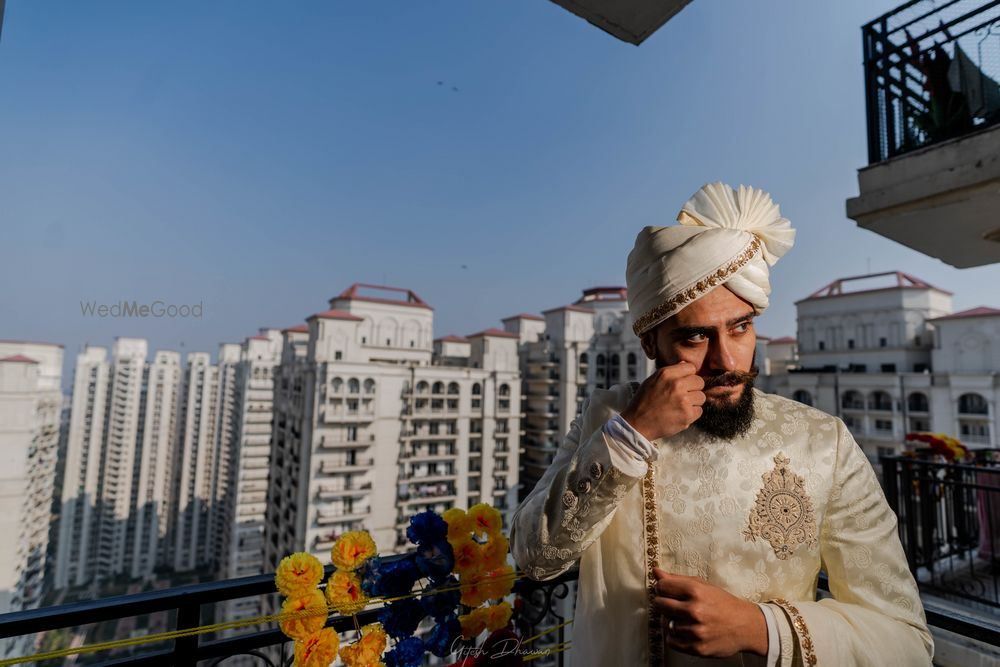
868,391 -> 893,411
874,419 -> 893,433
335,351 -> 343,360
958,393 -> 988,415
792,390 -> 813,407
346,426 -> 357,441
879,337 -> 887,348
841,390 -> 864,410
818,341 -> 825,351
880,364 -> 896,373
907,393 -> 929,413
847,339 -> 855,349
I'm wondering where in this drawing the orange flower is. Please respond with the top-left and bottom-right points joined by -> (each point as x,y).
481,535 -> 509,571
484,601 -> 512,632
459,607 -> 489,639
442,507 -> 472,543
295,627 -> 340,667
331,531 -> 377,571
467,503 -> 502,538
480,565 -> 515,600
452,537 -> 482,574
275,552 -> 325,598
280,589 -> 328,640
340,622 -> 388,667
325,570 -> 369,615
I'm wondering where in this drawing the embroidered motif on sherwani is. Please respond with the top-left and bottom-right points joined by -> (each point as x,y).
510,385 -> 933,667
743,453 -> 818,561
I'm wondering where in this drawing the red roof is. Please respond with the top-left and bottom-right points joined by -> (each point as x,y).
467,328 -> 519,339
768,336 -> 797,345
435,335 -> 469,343
797,271 -> 952,304
541,304 -> 593,315
331,283 -> 432,311
282,324 -> 310,333
308,309 -> 364,322
577,286 -> 628,303
0,354 -> 39,363
501,313 -> 544,322
929,306 -> 1000,322
248,335 -> 270,341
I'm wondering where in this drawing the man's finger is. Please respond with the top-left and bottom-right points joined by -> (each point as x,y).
653,570 -> 695,599
680,374 -> 705,391
658,361 -> 696,378
688,390 -> 706,407
651,596 -> 688,617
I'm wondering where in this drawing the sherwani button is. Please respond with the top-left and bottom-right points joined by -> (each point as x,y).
562,490 -> 578,509
577,479 -> 592,494
589,462 -> 604,479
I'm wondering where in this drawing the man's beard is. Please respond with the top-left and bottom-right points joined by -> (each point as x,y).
695,368 -> 758,439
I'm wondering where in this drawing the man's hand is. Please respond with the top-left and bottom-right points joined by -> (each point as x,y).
651,568 -> 768,658
619,361 -> 705,441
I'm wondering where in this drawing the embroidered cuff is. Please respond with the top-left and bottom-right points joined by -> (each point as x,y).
757,603 -> 780,667
770,598 -> 817,667
602,414 -> 657,477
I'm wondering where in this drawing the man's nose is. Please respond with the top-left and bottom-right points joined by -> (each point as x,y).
704,336 -> 738,372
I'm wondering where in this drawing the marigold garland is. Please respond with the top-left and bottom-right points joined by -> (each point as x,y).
275,504 -> 517,666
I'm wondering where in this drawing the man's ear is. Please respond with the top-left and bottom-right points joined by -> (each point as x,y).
639,332 -> 656,360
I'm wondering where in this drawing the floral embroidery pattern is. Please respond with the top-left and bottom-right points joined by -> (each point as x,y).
743,453 -> 818,560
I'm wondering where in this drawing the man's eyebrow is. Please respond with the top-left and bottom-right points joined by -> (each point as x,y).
670,312 -> 756,340
726,312 -> 756,327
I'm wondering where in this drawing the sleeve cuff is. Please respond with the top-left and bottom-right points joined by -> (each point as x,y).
757,602 -> 780,667
602,414 -> 657,477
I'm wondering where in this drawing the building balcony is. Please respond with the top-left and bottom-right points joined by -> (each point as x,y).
319,458 -> 374,474
846,0 -> 1000,268
316,483 -> 372,500
316,509 -> 370,525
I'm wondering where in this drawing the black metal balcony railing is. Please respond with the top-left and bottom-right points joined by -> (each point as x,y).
0,562 -> 577,667
881,449 -> 1000,610
862,0 -> 1000,163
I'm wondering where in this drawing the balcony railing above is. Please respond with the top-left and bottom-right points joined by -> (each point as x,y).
862,0 -> 1000,163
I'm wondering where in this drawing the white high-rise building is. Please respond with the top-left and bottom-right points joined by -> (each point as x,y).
93,338 -> 147,582
507,287 -> 653,504
0,341 -> 63,659
130,351 -> 182,578
172,352 -> 221,571
262,284 -> 521,573
55,345 -> 111,589
220,330 -> 281,626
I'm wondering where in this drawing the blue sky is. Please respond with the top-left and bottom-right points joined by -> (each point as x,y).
3,0 -> 999,389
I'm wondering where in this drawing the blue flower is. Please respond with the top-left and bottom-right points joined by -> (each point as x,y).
426,614 -> 462,658
360,555 -> 420,599
379,597 -> 425,640
406,510 -> 448,544
384,636 -> 426,667
421,575 -> 461,621
415,539 -> 455,583
406,510 -> 448,545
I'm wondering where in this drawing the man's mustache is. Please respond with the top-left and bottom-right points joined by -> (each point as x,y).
702,367 -> 759,389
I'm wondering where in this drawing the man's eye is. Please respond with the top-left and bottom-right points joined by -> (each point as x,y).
687,333 -> 707,343
733,322 -> 750,333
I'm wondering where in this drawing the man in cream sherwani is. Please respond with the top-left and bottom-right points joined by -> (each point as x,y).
510,183 -> 933,667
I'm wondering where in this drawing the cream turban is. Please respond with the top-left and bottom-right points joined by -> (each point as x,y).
627,182 -> 795,337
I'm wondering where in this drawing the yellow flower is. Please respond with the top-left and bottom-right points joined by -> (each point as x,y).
325,570 -> 369,615
340,622 -> 388,667
484,601 -> 513,632
294,627 -> 340,667
480,565 -> 515,600
467,503 -> 502,538
331,531 -> 377,571
275,552 -> 325,598
442,507 -> 472,543
459,572 -> 490,608
481,534 -> 509,571
459,607 -> 489,640
280,589 -> 328,640
452,537 -> 482,574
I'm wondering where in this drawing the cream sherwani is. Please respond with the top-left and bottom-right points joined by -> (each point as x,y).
510,383 -> 933,666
